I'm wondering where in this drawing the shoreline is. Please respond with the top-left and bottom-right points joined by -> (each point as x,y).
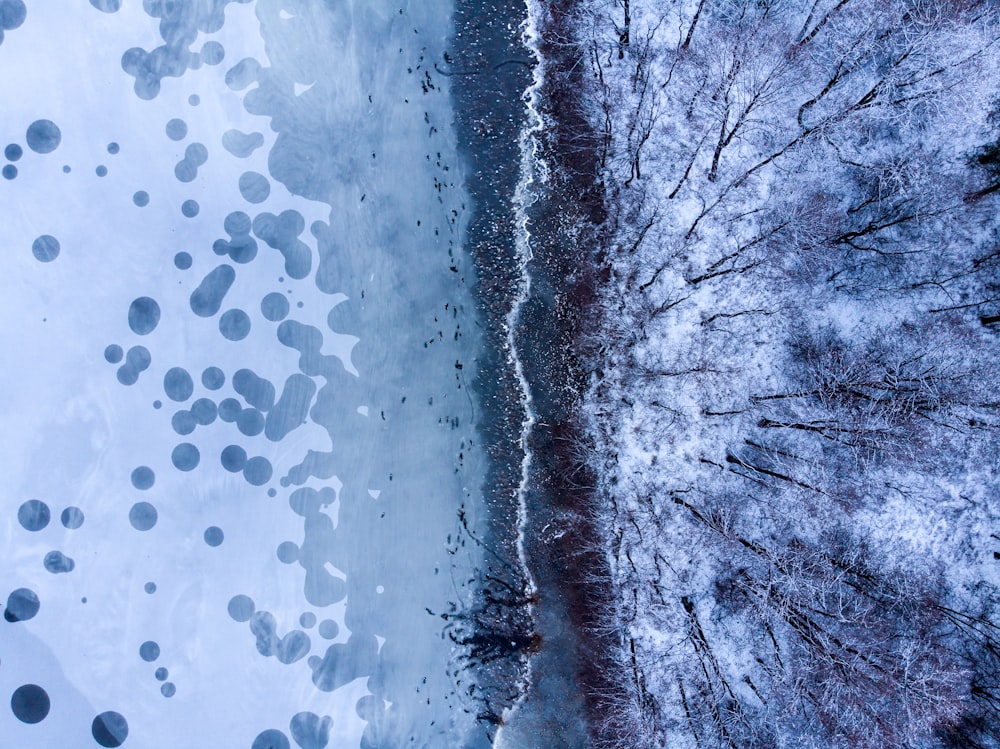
449,0 -> 537,736
494,1 -> 625,745
450,0 -> 624,743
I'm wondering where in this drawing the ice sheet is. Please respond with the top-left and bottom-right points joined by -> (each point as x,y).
0,1 -> 489,747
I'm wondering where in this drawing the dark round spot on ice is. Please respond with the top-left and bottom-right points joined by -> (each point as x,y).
154,667 -> 168,681
276,541 -> 298,563
5,588 -> 39,622
96,165 -> 108,177
174,251 -> 192,270
299,612 -> 316,628
175,142 -> 207,183
43,550 -> 74,573
2,164 -> 15,180
165,118 -> 187,141
25,120 -> 60,154
4,143 -> 21,161
133,190 -> 149,207
144,582 -> 156,594
317,619 -> 338,639
233,368 -> 275,410
171,442 -> 200,471
251,729 -> 290,749
261,292 -> 289,322
121,43 -> 184,99
117,345 -> 151,385
236,409 -> 265,436
203,526 -> 223,546
139,641 -> 159,662
130,465 -> 155,490
62,165 -> 71,173
89,0 -> 122,12
171,410 -> 196,435
61,506 -> 84,529
219,309 -> 251,341
222,129 -> 264,158
127,296 -> 160,335
228,594 -> 254,622
31,235 -> 60,262
244,456 -> 273,486
200,40 -> 224,65
128,501 -> 158,531
252,211 -> 311,279
224,210 -> 252,235
161,682 -> 176,698
215,210 -> 259,263
251,610 -> 302,659
188,94 -> 200,106
10,684 -> 49,724
268,488 -> 277,497
107,142 -> 120,154
163,367 -> 193,402
191,398 -> 217,425
218,398 -> 241,422
214,237 -> 257,264
92,711 -> 128,747
190,264 -> 235,317
201,366 -> 225,390
104,344 -> 124,363
153,400 -> 162,409
239,171 -> 270,203
290,711 -> 332,749
221,445 -> 247,472
181,199 -> 199,217
17,499 -> 50,531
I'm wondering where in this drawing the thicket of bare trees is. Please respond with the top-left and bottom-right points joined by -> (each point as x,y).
561,0 -> 1000,746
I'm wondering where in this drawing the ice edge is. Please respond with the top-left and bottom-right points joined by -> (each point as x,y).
495,0 -> 546,740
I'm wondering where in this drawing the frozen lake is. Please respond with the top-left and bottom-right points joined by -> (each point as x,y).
0,1 -> 495,746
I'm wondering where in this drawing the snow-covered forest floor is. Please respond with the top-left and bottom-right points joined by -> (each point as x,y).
552,0 -> 1000,746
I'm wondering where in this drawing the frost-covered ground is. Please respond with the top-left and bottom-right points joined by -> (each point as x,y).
564,1 -> 1000,746
0,1 -> 493,747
